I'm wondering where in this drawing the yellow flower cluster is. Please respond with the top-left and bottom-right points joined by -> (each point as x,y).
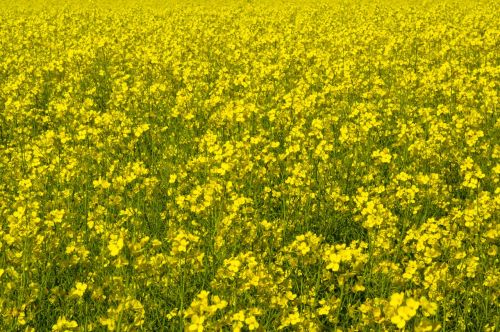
0,0 -> 498,330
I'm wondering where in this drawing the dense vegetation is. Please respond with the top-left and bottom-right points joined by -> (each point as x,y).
0,0 -> 498,330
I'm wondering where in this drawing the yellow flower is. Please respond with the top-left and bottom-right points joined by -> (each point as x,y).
390,292 -> 405,308
352,283 -> 365,292
70,282 -> 88,298
245,315 -> 259,330
287,311 -> 303,325
419,297 -> 438,316
297,241 -> 310,255
390,314 -> 406,329
188,315 -> 205,332
397,305 -> 416,321
318,304 -> 331,315
232,310 -> 245,322
108,234 -> 124,256
52,316 -> 78,331
406,298 -> 420,310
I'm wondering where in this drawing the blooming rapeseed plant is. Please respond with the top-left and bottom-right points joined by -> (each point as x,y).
0,0 -> 498,330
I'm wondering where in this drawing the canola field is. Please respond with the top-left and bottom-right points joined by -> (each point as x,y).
0,0 -> 499,331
